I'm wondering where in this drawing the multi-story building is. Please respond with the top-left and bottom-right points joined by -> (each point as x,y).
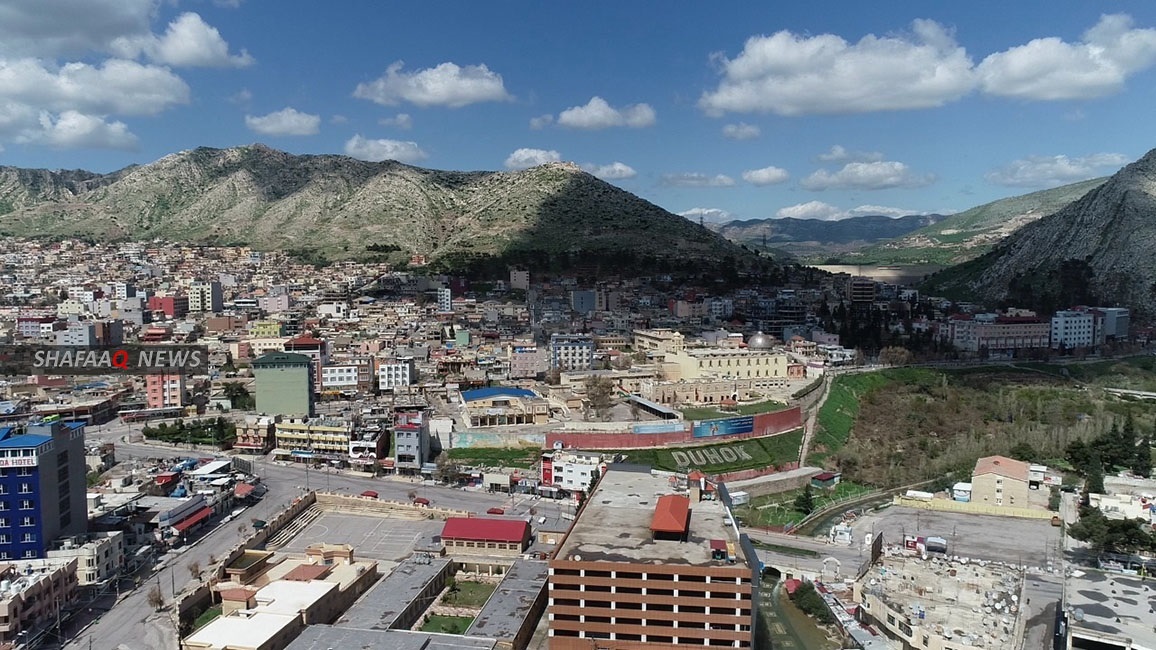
508,345 -> 548,379
0,419 -> 87,560
540,450 -> 607,496
550,334 -> 595,371
0,558 -> 80,644
145,373 -> 186,410
570,290 -> 597,315
548,466 -> 757,648
510,269 -> 530,291
460,388 -> 550,427
376,358 -> 416,391
284,335 -> 328,394
437,287 -> 452,313
663,347 -> 789,383
947,315 -> 1050,354
1050,309 -> 1103,350
248,320 -> 285,338
147,295 -> 190,319
55,321 -> 96,346
252,351 -> 315,418
392,406 -> 431,475
46,531 -> 125,585
15,316 -> 56,339
233,414 -> 279,454
848,276 -> 878,304
632,329 -> 686,355
1095,307 -> 1130,341
274,417 -> 354,463
188,281 -> 224,313
320,364 -> 360,394
970,455 -> 1030,509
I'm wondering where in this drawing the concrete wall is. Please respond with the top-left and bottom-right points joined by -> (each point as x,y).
728,468 -> 822,498
546,407 -> 802,451
313,492 -> 471,520
449,430 -> 546,449
393,560 -> 455,630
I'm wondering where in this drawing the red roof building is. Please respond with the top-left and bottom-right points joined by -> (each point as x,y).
650,494 -> 690,539
441,517 -> 531,557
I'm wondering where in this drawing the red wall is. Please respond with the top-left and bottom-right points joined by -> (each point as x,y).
545,406 -> 802,450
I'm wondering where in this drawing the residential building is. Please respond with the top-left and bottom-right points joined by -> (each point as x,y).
632,329 -> 686,355
320,365 -> 360,394
376,358 -> 416,391
46,531 -> 125,585
508,345 -> 548,379
147,294 -> 190,319
55,321 -> 96,346
1050,309 -> 1102,350
249,320 -> 286,338
1095,307 -> 1130,341
510,269 -> 530,291
145,373 -> 186,410
284,335 -> 328,394
550,334 -> 595,371
441,517 -> 531,557
233,414 -> 279,454
848,276 -> 877,304
540,451 -> 606,496
274,418 -> 354,463
0,419 -> 87,560
460,388 -> 550,427
392,407 -> 431,475
0,558 -> 80,645
570,290 -> 597,315
188,281 -> 224,313
437,287 -> 452,313
970,455 -> 1030,509
252,352 -> 315,418
548,466 -> 757,648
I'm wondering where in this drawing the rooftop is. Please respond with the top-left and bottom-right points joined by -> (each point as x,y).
339,556 -> 451,631
184,611 -> 298,650
442,518 -> 530,544
0,433 -> 52,448
972,455 -> 1029,482
251,579 -> 336,616
284,626 -> 497,650
1066,569 -> 1156,650
251,351 -> 312,367
465,559 -> 548,641
859,556 -> 1023,647
460,387 -> 537,402
555,465 -> 745,565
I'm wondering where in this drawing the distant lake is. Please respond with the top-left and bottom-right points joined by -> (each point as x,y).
810,264 -> 946,286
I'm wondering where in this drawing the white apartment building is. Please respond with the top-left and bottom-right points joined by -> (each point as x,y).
46,532 -> 125,585
377,358 -> 416,390
1051,310 -> 1102,350
188,281 -> 223,313
55,322 -> 96,346
437,287 -> 452,313
320,365 -> 360,390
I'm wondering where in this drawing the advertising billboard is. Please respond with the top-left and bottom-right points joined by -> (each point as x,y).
631,422 -> 687,435
692,415 -> 754,438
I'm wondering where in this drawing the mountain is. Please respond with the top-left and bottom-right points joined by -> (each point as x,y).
923,148 -> 1156,315
847,177 -> 1107,265
0,144 -> 757,274
707,213 -> 944,260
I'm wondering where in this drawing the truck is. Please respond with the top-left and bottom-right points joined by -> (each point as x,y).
730,491 -> 750,506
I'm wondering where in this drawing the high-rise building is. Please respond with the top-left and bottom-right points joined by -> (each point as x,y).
145,373 -> 186,409
437,287 -> 452,313
252,351 -> 315,417
0,418 -> 87,560
188,281 -> 224,313
548,466 -> 758,648
549,334 -> 595,371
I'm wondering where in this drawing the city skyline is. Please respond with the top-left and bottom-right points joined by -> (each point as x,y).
2,2 -> 1156,223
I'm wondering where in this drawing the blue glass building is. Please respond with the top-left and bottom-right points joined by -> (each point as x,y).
0,418 -> 87,560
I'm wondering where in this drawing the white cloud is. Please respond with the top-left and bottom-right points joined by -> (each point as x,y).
817,145 -> 883,163
699,19 -> 976,116
679,207 -> 733,223
329,114 -> 348,125
776,201 -> 924,220
0,58 -> 190,118
378,113 -> 413,129
978,14 -> 1156,100
214,0 -> 244,7
28,110 -> 138,150
353,61 -> 512,108
529,113 -> 553,130
504,148 -> 562,170
984,153 -> 1129,187
228,88 -> 253,105
244,107 -> 320,136
802,161 -> 934,190
111,12 -> 254,68
742,166 -> 790,186
0,0 -> 156,58
581,162 -> 637,180
556,96 -> 656,129
721,122 -> 760,140
661,173 -> 736,188
343,135 -> 427,163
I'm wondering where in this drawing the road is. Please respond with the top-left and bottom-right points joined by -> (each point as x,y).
62,426 -> 557,650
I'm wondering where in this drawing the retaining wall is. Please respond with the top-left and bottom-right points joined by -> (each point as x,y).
892,496 -> 1054,519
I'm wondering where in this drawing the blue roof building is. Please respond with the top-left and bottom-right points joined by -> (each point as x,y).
0,419 -> 87,559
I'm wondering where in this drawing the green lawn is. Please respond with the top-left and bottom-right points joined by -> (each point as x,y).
735,480 -> 873,528
192,604 -> 222,631
421,614 -> 475,635
446,447 -> 539,468
600,430 -> 804,475
442,581 -> 496,608
680,400 -> 786,421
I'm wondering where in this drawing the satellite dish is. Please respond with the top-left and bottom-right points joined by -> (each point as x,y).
1073,608 -> 1085,622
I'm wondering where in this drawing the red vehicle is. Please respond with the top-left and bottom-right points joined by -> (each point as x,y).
360,490 -> 379,499
413,497 -> 430,506
486,507 -> 505,515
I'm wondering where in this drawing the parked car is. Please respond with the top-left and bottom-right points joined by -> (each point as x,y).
487,507 -> 505,515
360,490 -> 379,499
413,497 -> 430,506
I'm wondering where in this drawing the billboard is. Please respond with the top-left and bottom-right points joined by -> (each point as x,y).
693,415 -> 754,438
632,421 -> 687,435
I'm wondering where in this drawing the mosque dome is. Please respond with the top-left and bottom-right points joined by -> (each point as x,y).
747,332 -> 773,350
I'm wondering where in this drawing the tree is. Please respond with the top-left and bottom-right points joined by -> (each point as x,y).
1009,442 -> 1037,463
790,581 -> 834,624
1086,451 -> 1106,495
1134,434 -> 1152,478
434,453 -> 462,484
878,346 -> 912,367
147,585 -> 165,610
544,368 -> 562,385
222,382 -> 255,410
187,560 -> 202,580
584,377 -> 615,421
794,484 -> 816,515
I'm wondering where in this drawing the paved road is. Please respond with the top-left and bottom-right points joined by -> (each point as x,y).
62,432 -> 559,650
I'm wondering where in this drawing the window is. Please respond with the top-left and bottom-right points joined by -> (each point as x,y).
21,517 -> 33,527
17,468 -> 32,477
0,535 -> 8,544
18,483 -> 31,494
19,500 -> 32,510
22,550 -> 35,558
0,486 -> 6,495
21,533 -> 34,543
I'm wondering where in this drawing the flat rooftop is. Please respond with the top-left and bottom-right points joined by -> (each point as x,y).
860,556 -> 1023,647
284,626 -> 497,650
555,465 -> 745,565
465,559 -> 547,640
184,612 -> 297,649
338,556 -> 450,630
1066,569 -> 1156,650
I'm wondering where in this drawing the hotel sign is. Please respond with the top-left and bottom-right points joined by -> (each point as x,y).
0,456 -> 38,468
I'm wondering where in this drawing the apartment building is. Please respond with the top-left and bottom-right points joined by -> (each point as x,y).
232,414 -> 279,454
548,466 -> 756,649
376,358 -> 416,391
145,373 -> 186,410
549,334 -> 595,371
632,329 -> 686,355
46,531 -> 125,585
1050,310 -> 1103,350
188,281 -> 224,313
0,558 -> 79,645
0,419 -> 87,560
273,418 -> 354,463
252,352 -> 315,418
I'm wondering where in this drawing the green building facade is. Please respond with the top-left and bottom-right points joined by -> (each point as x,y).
252,351 -> 314,417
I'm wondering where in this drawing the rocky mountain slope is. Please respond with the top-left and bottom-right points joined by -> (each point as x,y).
923,148 -> 1156,315
708,213 -> 943,260
850,177 -> 1106,265
0,144 -> 753,272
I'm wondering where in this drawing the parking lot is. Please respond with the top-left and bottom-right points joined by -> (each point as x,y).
278,513 -> 446,561
853,507 -> 1063,565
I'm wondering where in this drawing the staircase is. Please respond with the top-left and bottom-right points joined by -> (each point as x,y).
264,505 -> 322,550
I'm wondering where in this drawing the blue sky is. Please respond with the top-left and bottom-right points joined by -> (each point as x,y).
3,2 -> 1156,224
